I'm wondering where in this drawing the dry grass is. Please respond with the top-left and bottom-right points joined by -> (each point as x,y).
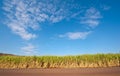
0,53 -> 120,69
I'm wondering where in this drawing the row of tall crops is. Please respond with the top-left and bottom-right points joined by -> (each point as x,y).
0,53 -> 120,69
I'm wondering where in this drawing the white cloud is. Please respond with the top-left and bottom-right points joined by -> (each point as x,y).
2,0 -> 72,40
3,0 -> 39,40
3,0 -> 103,40
81,20 -> 99,28
59,31 -> 91,40
101,5 -> 111,11
21,44 -> 36,54
50,15 -> 64,23
81,7 -> 102,28
8,21 -> 36,40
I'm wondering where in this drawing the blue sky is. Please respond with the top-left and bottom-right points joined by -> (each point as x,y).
0,0 -> 120,56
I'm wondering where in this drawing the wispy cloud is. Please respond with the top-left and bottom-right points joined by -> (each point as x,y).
2,0 -> 73,40
59,31 -> 91,40
9,22 -> 36,40
80,7 -> 102,28
3,0 -> 103,41
3,0 -> 40,40
21,44 -> 37,55
101,5 -> 111,11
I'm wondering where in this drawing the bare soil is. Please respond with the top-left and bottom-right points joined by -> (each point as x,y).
0,67 -> 120,76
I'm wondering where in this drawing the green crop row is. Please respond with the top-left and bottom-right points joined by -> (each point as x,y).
0,53 -> 120,69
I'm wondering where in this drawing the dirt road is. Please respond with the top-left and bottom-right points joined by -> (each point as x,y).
0,67 -> 120,76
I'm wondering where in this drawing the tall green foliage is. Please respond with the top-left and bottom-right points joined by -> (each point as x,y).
0,54 -> 120,69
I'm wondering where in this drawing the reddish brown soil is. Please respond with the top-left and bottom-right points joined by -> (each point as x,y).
0,67 -> 120,76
